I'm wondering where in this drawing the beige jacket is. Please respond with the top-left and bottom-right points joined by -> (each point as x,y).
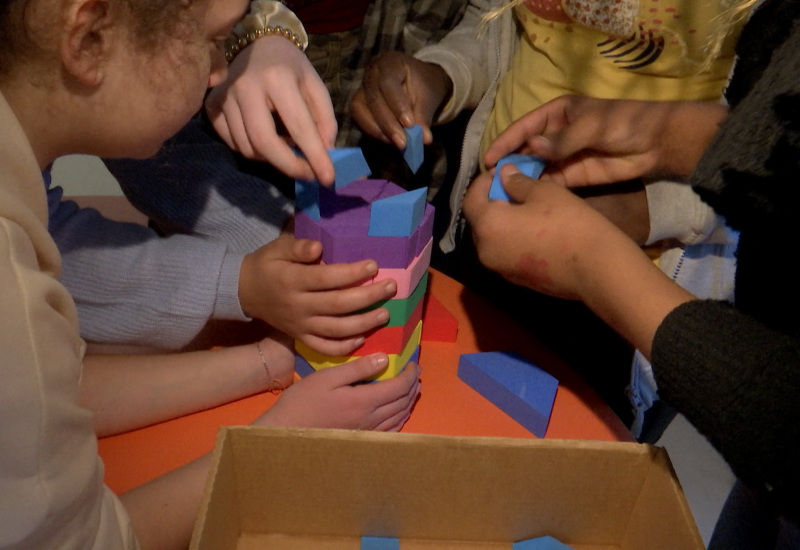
0,92 -> 138,549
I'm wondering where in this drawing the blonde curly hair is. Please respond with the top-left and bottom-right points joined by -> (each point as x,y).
0,0 -> 202,77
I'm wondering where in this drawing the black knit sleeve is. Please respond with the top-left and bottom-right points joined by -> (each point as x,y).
652,300 -> 800,522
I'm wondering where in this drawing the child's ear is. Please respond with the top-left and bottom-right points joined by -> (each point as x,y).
60,0 -> 114,86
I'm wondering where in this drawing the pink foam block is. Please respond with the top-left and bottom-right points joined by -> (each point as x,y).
357,238 -> 432,299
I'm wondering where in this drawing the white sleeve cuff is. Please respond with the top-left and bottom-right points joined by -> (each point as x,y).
645,180 -> 725,245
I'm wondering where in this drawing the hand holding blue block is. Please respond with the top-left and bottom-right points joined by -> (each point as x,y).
489,154 -> 546,201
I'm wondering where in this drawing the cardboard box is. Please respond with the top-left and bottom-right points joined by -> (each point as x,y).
190,427 -> 703,550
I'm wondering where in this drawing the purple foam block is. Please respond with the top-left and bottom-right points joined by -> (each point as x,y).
294,179 -> 434,268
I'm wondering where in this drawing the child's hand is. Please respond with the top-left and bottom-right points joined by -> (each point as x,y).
205,36 -> 337,185
239,233 -> 397,357
464,165 -> 696,359
463,166 -> 627,301
582,186 -> 650,246
256,355 -> 421,432
484,96 -> 728,187
350,51 -> 451,150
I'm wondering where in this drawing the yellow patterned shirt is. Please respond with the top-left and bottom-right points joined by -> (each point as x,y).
482,0 -> 749,154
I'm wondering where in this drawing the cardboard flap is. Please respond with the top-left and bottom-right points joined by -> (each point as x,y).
191,429 -> 241,549
621,447 -> 704,549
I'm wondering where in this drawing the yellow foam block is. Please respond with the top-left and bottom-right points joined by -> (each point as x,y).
295,321 -> 422,381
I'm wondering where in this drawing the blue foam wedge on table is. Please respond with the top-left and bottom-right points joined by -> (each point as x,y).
457,351 -> 558,437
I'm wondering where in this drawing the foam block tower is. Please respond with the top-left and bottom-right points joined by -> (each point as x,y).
294,148 -> 434,382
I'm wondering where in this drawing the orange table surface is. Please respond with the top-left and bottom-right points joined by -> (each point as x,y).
98,268 -> 633,494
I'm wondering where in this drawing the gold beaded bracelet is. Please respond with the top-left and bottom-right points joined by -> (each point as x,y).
225,0 -> 309,63
225,25 -> 305,62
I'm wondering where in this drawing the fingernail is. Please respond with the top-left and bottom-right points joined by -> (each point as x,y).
373,354 -> 389,368
384,280 -> 397,295
365,261 -> 378,274
376,309 -> 390,324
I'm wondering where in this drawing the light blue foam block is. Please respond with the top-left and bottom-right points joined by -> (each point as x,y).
361,536 -> 400,550
457,351 -> 558,437
330,147 -> 371,189
513,536 -> 574,550
403,124 -> 424,173
295,179 -> 320,220
294,147 -> 372,220
489,154 -> 546,201
368,187 -> 427,236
